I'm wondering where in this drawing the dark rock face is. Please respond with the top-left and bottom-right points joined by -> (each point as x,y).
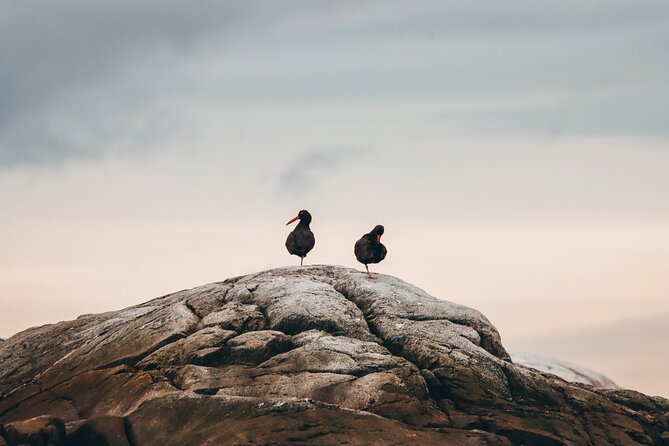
0,266 -> 667,445
64,415 -> 131,446
1,415 -> 65,446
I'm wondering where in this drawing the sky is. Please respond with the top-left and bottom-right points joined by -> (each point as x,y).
1,1 -> 668,396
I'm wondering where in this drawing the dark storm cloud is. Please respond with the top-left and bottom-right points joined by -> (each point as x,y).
1,0 -> 668,167
278,148 -> 362,196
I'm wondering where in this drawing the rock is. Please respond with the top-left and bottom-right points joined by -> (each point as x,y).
38,301 -> 200,389
511,351 -> 619,388
1,415 -> 65,446
0,299 -> 200,394
199,302 -> 266,332
136,327 -> 236,369
184,283 -> 229,318
333,271 -> 509,359
64,416 -> 130,446
0,309 -> 149,395
0,266 -> 667,445
227,271 -> 375,341
171,364 -> 353,397
126,395 -> 510,446
0,365 -> 174,425
223,330 -> 292,365
168,330 -> 449,426
262,331 -> 408,377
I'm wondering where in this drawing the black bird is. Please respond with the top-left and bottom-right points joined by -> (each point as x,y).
285,210 -> 315,265
354,225 -> 387,277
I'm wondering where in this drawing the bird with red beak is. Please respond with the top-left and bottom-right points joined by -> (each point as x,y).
285,210 -> 315,266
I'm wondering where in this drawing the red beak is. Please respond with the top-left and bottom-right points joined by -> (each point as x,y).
286,215 -> 300,226
376,234 -> 381,242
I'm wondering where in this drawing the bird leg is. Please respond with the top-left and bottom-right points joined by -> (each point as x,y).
300,257 -> 304,266
365,264 -> 372,278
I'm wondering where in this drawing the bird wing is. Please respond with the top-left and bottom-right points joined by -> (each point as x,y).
301,229 -> 315,253
354,236 -> 374,263
377,243 -> 387,261
286,228 -> 315,256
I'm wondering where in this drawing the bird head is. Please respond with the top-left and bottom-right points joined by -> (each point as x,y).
370,225 -> 384,241
286,210 -> 312,226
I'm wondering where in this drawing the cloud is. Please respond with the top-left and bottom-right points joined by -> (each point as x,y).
0,1 -> 270,168
1,1 -> 668,168
278,147 -> 362,196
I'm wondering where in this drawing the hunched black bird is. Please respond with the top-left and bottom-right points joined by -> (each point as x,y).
354,225 -> 387,278
285,210 -> 315,266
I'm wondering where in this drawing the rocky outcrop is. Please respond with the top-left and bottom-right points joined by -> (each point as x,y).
0,266 -> 667,445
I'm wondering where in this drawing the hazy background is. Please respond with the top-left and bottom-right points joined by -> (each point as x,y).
1,1 -> 668,396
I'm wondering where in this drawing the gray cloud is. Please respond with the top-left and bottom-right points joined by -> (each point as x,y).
278,147 -> 362,196
0,1 -> 293,143
0,1 -> 277,167
1,1 -> 668,167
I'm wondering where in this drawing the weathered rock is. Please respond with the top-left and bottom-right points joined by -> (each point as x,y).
136,326 -> 236,369
63,416 -> 130,446
333,271 -> 509,359
0,265 -> 667,445
262,331 -> 410,377
172,364 -> 353,396
199,302 -> 266,332
0,365 -> 175,425
0,309 -> 146,395
126,395 -> 511,446
184,283 -> 229,318
223,330 -> 292,365
168,329 -> 450,427
1,415 -> 65,446
227,272 -> 375,341
44,301 -> 198,388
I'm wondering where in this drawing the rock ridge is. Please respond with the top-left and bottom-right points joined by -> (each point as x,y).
0,265 -> 667,445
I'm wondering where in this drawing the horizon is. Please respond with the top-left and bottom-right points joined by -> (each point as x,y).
1,1 -> 668,398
